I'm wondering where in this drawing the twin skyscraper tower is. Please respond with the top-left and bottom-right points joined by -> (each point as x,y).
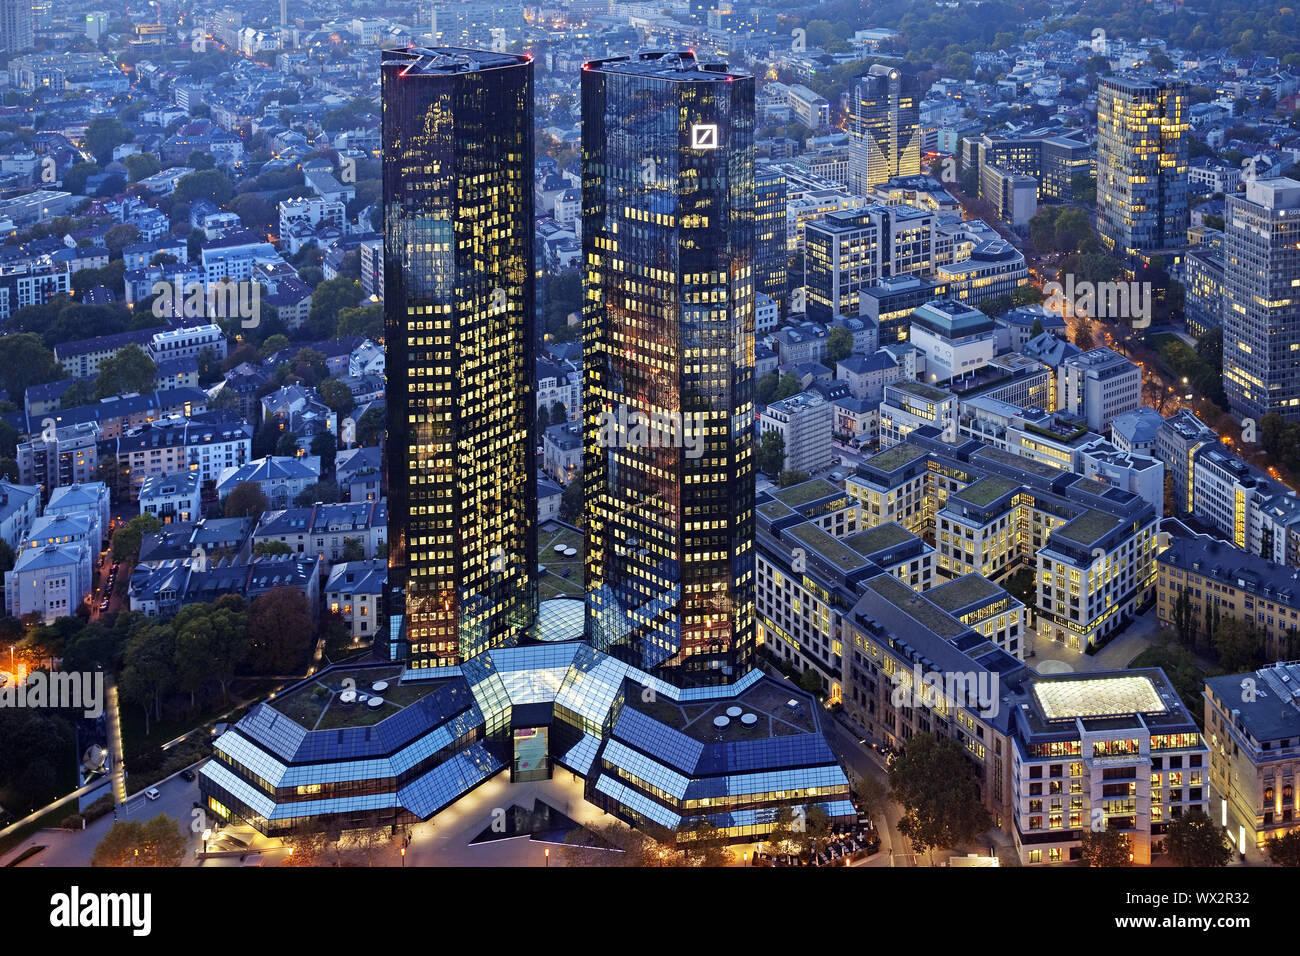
382,48 -> 758,687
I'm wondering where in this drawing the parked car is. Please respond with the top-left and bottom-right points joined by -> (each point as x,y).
181,769 -> 196,783
145,788 -> 161,801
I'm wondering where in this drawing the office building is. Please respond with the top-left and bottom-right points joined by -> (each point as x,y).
1223,178 -> 1300,423
582,50 -> 756,685
1096,76 -> 1189,260
755,165 -> 788,308
382,47 -> 538,668
848,65 -> 920,195
1057,347 -> 1142,433
0,0 -> 33,53
1205,661 -> 1300,850
762,392 -> 833,475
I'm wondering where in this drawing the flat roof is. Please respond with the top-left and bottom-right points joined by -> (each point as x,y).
951,476 -> 1019,508
864,442 -> 928,472
1033,675 -> 1166,720
772,477 -> 843,508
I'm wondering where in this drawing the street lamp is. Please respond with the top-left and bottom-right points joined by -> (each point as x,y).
201,828 -> 211,855
544,847 -> 549,868
400,846 -> 406,867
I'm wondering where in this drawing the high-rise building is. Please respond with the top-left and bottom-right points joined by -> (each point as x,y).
581,50 -> 757,685
755,164 -> 788,309
848,65 -> 920,195
803,204 -> 933,323
0,0 -> 33,52
381,47 -> 537,669
1096,76 -> 1189,260
1224,177 -> 1300,423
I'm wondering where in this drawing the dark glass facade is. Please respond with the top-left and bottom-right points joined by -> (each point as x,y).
1096,76 -> 1189,260
755,165 -> 788,309
581,51 -> 757,686
382,47 -> 537,668
849,65 -> 921,195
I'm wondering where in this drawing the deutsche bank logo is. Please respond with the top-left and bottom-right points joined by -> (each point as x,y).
691,123 -> 719,149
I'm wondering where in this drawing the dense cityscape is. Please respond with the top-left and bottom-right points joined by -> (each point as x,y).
0,0 -> 1292,919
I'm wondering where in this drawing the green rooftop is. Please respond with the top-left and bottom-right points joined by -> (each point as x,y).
975,445 -> 1063,480
865,574 -> 965,637
269,665 -> 441,731
758,499 -> 795,521
1071,477 -> 1111,498
772,478 -> 843,509
1054,509 -> 1122,547
926,573 -> 1004,612
951,476 -> 1020,508
892,380 -> 952,402
864,442 -> 929,473
843,522 -> 915,557
787,521 -> 868,572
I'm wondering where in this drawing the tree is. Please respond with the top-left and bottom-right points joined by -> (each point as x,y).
310,431 -> 337,473
111,513 -> 162,563
1079,826 -> 1131,867
559,478 -> 583,523
119,624 -> 176,735
207,596 -> 251,701
246,587 -> 315,674
333,303 -> 382,342
0,333 -> 62,402
92,815 -> 186,866
1265,830 -> 1300,867
254,540 -> 294,557
775,373 -> 802,401
778,469 -> 811,487
84,116 -> 130,164
825,326 -> 854,364
94,344 -> 157,399
123,152 -> 159,182
225,482 -> 270,519
1165,808 -> 1233,866
293,480 -> 341,506
172,606 -> 220,711
798,668 -> 823,696
678,821 -> 733,866
757,371 -> 780,406
889,734 -> 992,861
307,277 -> 364,338
0,706 -> 76,810
756,430 -> 785,476
853,773 -> 890,821
318,379 -> 354,416
1212,617 -> 1265,673
174,168 -> 234,207
356,406 -> 384,447
340,537 -> 366,562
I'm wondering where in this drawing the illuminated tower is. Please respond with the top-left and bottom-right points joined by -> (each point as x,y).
848,65 -> 920,195
1096,76 -> 1189,261
581,51 -> 757,685
1223,177 -> 1300,422
381,47 -> 537,668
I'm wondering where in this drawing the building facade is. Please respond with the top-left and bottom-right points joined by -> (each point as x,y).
382,47 -> 538,668
582,51 -> 757,685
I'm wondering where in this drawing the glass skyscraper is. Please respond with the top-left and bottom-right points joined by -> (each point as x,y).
1096,76 -> 1189,261
1223,177 -> 1300,422
848,65 -> 921,196
581,51 -> 757,685
755,164 -> 789,309
382,47 -> 537,669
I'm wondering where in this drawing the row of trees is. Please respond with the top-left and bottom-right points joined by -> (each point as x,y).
1169,589 -> 1298,672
